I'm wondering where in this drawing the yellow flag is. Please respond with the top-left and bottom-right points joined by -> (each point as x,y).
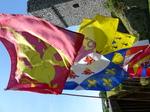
78,15 -> 119,53
101,32 -> 136,54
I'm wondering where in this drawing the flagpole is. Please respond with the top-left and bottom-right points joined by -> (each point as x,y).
61,93 -> 104,99
61,93 -> 150,102
60,93 -> 104,99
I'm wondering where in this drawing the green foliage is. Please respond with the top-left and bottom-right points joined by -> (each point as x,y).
99,92 -> 109,112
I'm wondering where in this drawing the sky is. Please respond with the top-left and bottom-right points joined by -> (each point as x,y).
0,1 -> 102,112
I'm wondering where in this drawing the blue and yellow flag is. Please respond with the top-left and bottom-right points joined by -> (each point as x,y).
64,53 -> 129,91
102,32 -> 136,55
104,49 -> 128,67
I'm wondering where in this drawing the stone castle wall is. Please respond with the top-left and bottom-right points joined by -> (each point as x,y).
27,0 -> 111,28
27,0 -> 149,40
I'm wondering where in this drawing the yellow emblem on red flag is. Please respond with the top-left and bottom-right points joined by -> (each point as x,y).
0,13 -> 84,94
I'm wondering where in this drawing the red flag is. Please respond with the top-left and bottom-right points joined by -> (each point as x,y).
123,40 -> 150,78
0,13 -> 84,94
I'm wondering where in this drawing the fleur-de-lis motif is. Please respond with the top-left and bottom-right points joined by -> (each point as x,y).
102,78 -> 113,87
87,80 -> 97,87
105,68 -> 116,75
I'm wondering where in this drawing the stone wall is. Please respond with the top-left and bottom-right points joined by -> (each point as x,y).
27,0 -> 150,40
27,0 -> 111,28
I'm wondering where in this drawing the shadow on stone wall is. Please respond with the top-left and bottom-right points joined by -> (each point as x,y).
27,0 -> 72,12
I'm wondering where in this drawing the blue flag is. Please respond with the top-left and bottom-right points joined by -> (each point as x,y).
64,52 -> 129,91
104,49 -> 128,67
